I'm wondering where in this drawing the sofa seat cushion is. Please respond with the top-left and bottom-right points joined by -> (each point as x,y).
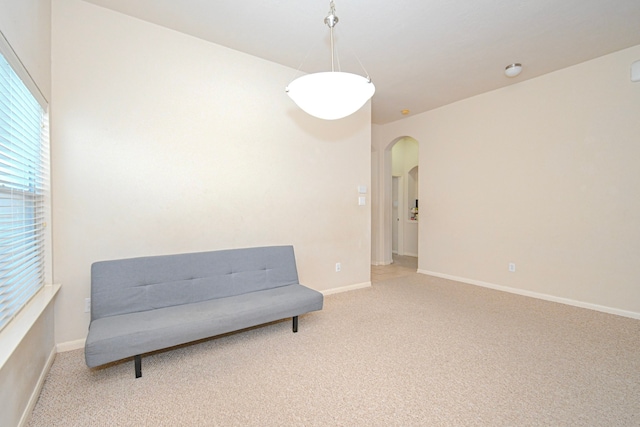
85,284 -> 323,368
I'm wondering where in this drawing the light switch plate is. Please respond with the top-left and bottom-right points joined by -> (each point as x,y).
358,196 -> 366,206
358,185 -> 367,194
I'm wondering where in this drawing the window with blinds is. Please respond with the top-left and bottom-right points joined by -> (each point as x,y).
0,51 -> 50,332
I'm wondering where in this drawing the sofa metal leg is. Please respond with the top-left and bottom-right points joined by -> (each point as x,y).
292,316 -> 298,333
134,355 -> 142,378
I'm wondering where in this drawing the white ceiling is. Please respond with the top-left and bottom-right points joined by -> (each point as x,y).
81,0 -> 640,124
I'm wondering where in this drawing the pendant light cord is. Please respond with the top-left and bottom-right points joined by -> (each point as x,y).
324,0 -> 338,72
324,1 -> 370,79
287,0 -> 374,94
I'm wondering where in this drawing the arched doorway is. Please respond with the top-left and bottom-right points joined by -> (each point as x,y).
390,137 -> 419,262
371,135 -> 419,267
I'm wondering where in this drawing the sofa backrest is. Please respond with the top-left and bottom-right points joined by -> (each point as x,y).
90,245 -> 300,321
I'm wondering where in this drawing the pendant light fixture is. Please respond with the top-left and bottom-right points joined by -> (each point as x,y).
286,1 -> 375,120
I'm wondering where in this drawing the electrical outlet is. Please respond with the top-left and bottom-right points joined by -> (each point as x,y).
84,298 -> 91,313
335,262 -> 341,272
508,263 -> 516,272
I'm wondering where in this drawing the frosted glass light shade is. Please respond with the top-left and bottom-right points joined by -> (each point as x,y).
504,63 -> 522,77
287,71 -> 375,120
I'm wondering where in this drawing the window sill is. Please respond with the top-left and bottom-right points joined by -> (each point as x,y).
0,284 -> 61,369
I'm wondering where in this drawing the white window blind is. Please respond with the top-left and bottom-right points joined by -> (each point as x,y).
0,50 -> 50,332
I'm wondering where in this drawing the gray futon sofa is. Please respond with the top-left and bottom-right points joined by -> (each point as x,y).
85,245 -> 323,377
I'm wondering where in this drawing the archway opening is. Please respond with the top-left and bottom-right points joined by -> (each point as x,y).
370,135 -> 420,280
390,137 -> 418,264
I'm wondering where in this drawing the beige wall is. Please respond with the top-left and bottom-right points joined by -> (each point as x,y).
51,0 -> 372,345
0,0 -> 51,101
0,300 -> 55,427
373,44 -> 640,317
0,1 -> 54,425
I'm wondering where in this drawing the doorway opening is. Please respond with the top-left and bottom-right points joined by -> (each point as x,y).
389,136 -> 419,265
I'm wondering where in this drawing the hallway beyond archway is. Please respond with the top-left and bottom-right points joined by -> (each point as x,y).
371,255 -> 417,283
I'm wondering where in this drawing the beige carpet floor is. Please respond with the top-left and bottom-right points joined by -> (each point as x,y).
27,273 -> 640,426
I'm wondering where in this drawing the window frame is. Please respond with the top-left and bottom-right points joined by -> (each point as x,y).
0,30 -> 51,333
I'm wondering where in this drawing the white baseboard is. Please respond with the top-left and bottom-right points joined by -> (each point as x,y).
56,338 -> 85,353
418,270 -> 640,320
322,281 -> 372,296
372,256 -> 394,266
18,346 -> 56,427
